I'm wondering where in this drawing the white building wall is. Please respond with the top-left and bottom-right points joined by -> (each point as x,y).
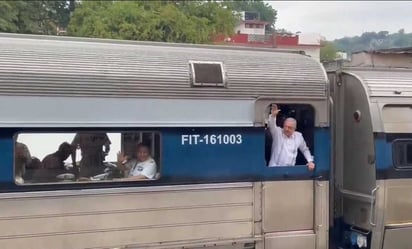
297,33 -> 321,61
234,23 -> 265,35
274,33 -> 322,61
303,47 -> 321,62
298,33 -> 322,45
277,45 -> 320,62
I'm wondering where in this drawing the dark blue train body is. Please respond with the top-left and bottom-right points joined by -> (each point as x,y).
0,127 -> 330,190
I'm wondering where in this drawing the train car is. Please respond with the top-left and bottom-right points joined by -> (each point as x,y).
329,67 -> 412,249
0,33 -> 329,249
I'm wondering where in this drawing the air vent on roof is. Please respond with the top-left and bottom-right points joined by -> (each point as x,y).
189,61 -> 227,87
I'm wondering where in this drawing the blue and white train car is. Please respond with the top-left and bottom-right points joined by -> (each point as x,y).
0,33 -> 330,249
329,67 -> 412,249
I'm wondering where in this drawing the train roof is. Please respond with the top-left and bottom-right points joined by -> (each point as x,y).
0,33 -> 330,128
0,33 -> 327,100
328,67 -> 412,133
343,67 -> 412,98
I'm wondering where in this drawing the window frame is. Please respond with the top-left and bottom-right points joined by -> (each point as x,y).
263,103 -> 316,167
392,138 -> 412,169
13,129 -> 162,186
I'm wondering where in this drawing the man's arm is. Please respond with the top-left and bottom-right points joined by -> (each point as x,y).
298,134 -> 315,170
116,151 -> 130,174
267,104 -> 282,139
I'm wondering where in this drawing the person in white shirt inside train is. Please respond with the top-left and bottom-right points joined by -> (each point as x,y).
117,143 -> 157,181
267,104 -> 315,170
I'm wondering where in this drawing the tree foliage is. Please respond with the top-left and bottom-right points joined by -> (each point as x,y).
275,28 -> 293,35
0,1 -> 19,32
333,29 -> 412,54
0,0 -> 278,43
0,0 -> 74,34
68,1 -> 239,43
320,41 -> 339,62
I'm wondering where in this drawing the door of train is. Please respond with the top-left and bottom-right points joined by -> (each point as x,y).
255,100 -> 330,249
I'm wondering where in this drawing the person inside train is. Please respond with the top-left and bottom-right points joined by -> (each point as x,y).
71,133 -> 111,177
14,142 -> 32,179
116,143 -> 157,181
42,142 -> 73,170
23,157 -> 43,181
31,142 -> 74,182
267,104 -> 315,170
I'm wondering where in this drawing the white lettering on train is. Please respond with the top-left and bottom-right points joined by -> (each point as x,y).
181,134 -> 242,145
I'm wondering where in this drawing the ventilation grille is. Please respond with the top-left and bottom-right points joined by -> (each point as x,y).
189,61 -> 227,88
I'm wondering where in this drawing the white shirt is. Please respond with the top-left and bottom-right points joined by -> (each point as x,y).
267,115 -> 313,167
125,158 -> 157,179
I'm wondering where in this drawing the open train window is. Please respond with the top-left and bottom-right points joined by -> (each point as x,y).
393,139 -> 412,168
264,103 -> 315,167
14,131 -> 161,185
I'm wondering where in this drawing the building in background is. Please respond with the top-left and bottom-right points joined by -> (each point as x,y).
214,11 -> 323,61
349,47 -> 412,68
275,33 -> 323,62
233,11 -> 268,36
323,47 -> 412,71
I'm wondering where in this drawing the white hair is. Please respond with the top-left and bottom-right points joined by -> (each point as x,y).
284,117 -> 297,128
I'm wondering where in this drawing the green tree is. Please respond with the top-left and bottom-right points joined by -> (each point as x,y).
275,28 -> 293,35
0,1 -> 19,32
51,0 -> 75,28
68,0 -> 238,43
21,1 -> 58,34
320,41 -> 338,62
154,4 -> 212,43
0,0 -> 74,34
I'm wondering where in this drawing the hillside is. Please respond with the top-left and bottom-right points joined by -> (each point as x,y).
333,29 -> 412,54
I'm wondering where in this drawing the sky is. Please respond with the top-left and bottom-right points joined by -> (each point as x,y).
267,1 -> 412,40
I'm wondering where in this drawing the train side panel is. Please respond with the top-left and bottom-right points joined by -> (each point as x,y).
0,33 -> 330,249
330,68 -> 412,249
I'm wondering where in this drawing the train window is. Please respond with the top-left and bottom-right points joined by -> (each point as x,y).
393,139 -> 412,168
189,61 -> 226,87
264,103 -> 315,167
14,131 -> 161,184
